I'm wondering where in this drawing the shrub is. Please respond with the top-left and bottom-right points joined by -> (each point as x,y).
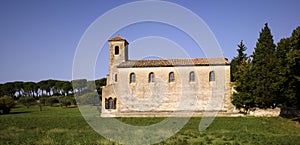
46,96 -> 60,106
58,96 -> 73,107
18,96 -> 36,108
0,96 -> 15,114
66,95 -> 76,105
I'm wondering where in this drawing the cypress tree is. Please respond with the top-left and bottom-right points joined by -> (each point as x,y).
231,58 -> 254,112
285,27 -> 300,108
251,23 -> 277,108
276,38 -> 291,107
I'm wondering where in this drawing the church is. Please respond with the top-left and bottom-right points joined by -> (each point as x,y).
101,35 -> 233,117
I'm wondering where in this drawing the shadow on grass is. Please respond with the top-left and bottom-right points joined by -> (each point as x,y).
6,111 -> 32,115
292,117 -> 300,123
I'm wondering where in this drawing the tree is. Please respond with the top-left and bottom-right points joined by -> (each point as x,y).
23,82 -> 36,97
62,81 -> 73,96
0,96 -> 15,114
231,40 -> 248,82
14,81 -> 24,97
53,81 -> 64,96
38,80 -> 48,96
87,81 -> 96,92
0,84 -> 3,96
38,79 -> 56,96
251,23 -> 278,108
72,79 -> 87,95
33,83 -> 40,98
277,26 -> 300,108
286,27 -> 300,108
2,82 -> 16,99
276,38 -> 292,107
95,78 -> 107,101
231,54 -> 254,113
46,80 -> 57,96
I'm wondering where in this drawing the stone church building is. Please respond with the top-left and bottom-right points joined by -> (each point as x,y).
101,35 -> 233,117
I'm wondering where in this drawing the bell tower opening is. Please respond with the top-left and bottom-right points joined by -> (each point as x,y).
107,35 -> 129,85
114,46 -> 119,55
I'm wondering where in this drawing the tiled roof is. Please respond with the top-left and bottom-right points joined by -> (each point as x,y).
118,58 -> 229,68
108,35 -> 129,45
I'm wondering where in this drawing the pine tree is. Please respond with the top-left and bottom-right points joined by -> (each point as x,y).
251,23 -> 277,109
230,40 -> 248,82
230,41 -> 255,112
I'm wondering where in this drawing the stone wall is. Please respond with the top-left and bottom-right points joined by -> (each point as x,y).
102,65 -> 233,117
249,108 -> 281,117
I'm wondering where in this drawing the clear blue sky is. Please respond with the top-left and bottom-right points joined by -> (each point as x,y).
0,0 -> 299,83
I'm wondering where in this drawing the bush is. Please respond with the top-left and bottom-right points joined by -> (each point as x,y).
46,96 -> 60,106
18,96 -> 36,108
58,96 -> 73,107
0,96 -> 15,114
68,95 -> 76,105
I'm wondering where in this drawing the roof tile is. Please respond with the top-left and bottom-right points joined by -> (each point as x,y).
118,58 -> 229,68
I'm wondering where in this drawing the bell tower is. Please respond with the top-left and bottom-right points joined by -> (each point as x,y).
107,35 -> 129,85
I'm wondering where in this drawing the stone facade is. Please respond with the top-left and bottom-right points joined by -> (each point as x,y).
101,35 -> 234,117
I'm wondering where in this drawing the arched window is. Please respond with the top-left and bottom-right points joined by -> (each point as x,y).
169,72 -> 175,83
189,71 -> 195,82
149,72 -> 154,83
114,74 -> 117,82
108,97 -> 113,109
209,71 -> 215,82
105,97 -> 116,109
130,73 -> 135,83
114,46 -> 119,55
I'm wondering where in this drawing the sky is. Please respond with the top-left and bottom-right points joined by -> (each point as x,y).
0,0 -> 299,83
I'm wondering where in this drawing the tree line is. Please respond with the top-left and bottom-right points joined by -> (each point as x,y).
0,78 -> 106,99
231,23 -> 300,112
0,78 -> 106,114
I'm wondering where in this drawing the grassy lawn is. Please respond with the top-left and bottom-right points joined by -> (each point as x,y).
1,106 -> 300,145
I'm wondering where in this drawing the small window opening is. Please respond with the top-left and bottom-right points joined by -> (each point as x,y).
114,46 -> 119,55
169,72 -> 174,83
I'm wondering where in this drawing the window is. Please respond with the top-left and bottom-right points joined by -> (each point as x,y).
108,97 -> 113,109
105,97 -> 116,109
130,73 -> 135,83
149,72 -> 154,83
114,46 -> 119,55
189,71 -> 195,82
114,74 -> 117,82
169,72 -> 174,82
209,71 -> 215,82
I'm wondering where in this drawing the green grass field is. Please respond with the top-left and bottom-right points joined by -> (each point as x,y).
1,106 -> 300,145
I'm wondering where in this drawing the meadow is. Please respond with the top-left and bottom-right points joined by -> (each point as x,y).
1,106 -> 300,145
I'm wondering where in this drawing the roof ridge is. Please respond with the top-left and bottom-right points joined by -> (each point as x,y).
125,57 -> 226,61
118,57 -> 229,68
